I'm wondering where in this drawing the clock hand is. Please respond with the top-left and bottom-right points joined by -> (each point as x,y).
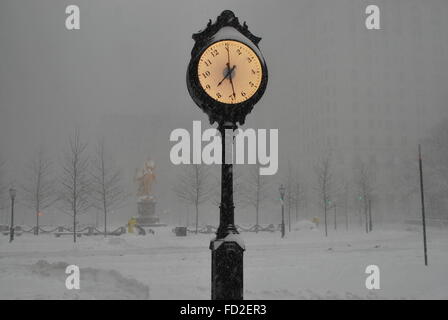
217,70 -> 230,87
217,64 -> 236,87
218,62 -> 232,87
225,47 -> 237,98
228,65 -> 236,98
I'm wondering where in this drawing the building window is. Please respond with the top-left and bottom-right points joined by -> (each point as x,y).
386,135 -> 393,146
354,135 -> 360,146
401,136 -> 407,146
369,154 -> 377,167
385,120 -> 392,131
337,152 -> 344,165
386,194 -> 395,211
377,119 -> 383,129
333,135 -> 339,147
352,154 -> 361,170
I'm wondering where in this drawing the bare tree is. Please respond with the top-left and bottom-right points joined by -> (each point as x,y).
283,162 -> 295,232
21,148 -> 56,235
354,160 -> 374,233
292,174 -> 306,223
59,128 -> 90,242
342,182 -> 350,231
330,176 -> 345,231
279,169 -> 307,232
91,139 -> 126,237
173,164 -> 214,233
0,159 -> 7,223
314,151 -> 335,237
241,163 -> 271,232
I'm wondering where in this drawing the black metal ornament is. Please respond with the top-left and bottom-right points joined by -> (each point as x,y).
186,10 -> 268,126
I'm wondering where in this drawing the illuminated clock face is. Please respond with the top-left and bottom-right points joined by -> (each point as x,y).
197,40 -> 262,104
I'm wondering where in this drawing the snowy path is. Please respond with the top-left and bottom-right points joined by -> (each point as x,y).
1,226 -> 447,299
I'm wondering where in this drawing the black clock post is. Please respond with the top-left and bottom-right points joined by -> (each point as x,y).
186,10 -> 268,300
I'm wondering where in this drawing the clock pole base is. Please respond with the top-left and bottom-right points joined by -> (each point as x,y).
210,234 -> 245,300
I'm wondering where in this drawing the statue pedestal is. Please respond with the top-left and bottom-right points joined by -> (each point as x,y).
136,197 -> 164,226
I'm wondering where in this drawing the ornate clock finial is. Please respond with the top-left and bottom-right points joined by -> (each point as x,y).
191,10 -> 262,57
218,10 -> 236,23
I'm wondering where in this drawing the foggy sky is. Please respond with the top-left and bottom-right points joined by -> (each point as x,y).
1,0 -> 447,226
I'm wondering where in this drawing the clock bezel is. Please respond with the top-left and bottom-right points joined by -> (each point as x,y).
197,40 -> 264,105
186,11 -> 268,126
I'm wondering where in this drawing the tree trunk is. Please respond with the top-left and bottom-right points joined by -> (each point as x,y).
359,207 -> 363,228
195,203 -> 199,234
365,206 -> 369,233
255,203 -> 259,233
288,205 -> 291,232
345,206 -> 348,231
295,204 -> 299,224
35,204 -> 40,236
324,205 -> 328,237
102,154 -> 107,237
73,210 -> 77,243
334,206 -> 337,230
35,169 -> 41,236
73,158 -> 77,243
104,208 -> 107,237
95,210 -> 99,228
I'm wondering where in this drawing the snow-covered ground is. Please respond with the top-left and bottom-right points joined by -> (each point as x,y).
1,223 -> 447,299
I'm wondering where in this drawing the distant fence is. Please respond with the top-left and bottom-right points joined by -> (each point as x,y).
186,224 -> 280,234
18,225 -> 127,236
18,223 -> 283,237
406,218 -> 448,228
236,224 -> 277,232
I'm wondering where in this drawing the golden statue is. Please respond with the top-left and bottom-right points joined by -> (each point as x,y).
135,160 -> 156,199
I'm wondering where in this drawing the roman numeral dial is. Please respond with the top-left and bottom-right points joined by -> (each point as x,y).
198,40 -> 262,104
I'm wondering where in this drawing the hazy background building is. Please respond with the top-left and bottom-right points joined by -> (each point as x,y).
0,0 -> 447,227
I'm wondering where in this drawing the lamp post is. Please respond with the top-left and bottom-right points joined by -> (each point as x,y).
279,184 -> 286,238
9,187 -> 16,243
186,11 -> 268,300
418,144 -> 428,266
